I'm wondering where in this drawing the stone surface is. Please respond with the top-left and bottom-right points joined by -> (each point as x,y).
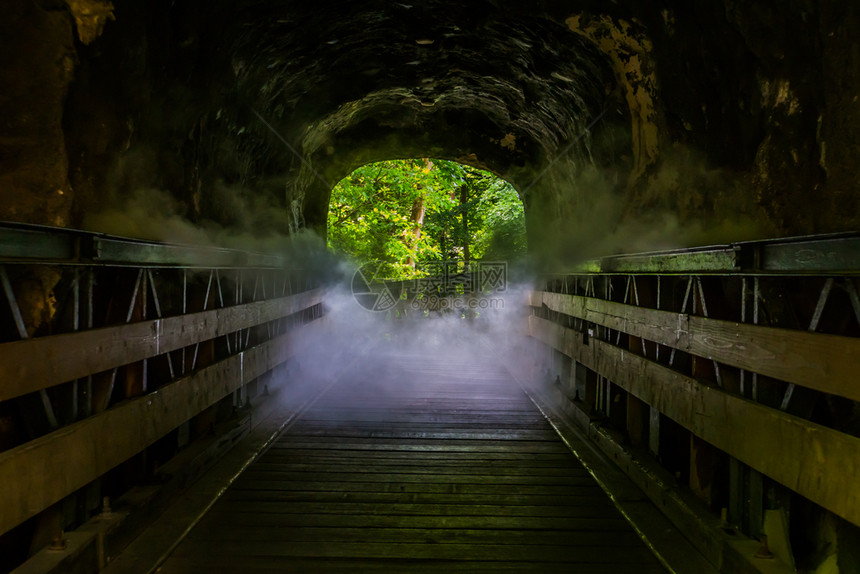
1,0 -> 859,255
5,1 -> 860,250
0,0 -> 76,227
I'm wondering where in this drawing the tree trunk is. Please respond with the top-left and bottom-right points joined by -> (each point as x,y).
405,193 -> 426,268
460,183 -> 470,270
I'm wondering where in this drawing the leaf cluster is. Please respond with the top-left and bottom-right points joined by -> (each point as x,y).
327,159 -> 526,279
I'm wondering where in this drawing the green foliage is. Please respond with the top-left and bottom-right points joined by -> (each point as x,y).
327,159 -> 526,279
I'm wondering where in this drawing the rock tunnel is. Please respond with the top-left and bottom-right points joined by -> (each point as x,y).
5,0 -> 860,248
1,1 -> 860,573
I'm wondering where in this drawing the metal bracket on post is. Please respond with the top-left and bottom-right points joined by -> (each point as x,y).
669,276 -> 695,368
191,269 -> 215,372
780,277 -> 832,411
695,277 -> 722,387
148,270 -> 176,381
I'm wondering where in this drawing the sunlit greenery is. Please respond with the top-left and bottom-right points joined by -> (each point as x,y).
327,159 -> 526,279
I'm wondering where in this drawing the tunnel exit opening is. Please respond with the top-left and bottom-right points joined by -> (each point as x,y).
326,158 -> 527,282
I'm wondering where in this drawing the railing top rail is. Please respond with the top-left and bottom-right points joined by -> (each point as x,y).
0,221 -> 302,269
543,231 -> 860,276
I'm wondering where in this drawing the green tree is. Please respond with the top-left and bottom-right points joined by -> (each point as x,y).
327,159 -> 525,279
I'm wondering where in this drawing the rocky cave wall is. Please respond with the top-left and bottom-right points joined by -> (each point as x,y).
1,0 -> 859,253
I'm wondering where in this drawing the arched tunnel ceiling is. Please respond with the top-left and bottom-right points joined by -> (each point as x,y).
231,1 -> 624,228
1,0 -> 859,254
237,2 -> 613,163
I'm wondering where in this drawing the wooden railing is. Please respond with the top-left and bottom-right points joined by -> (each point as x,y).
524,233 -> 860,543
0,223 -> 326,538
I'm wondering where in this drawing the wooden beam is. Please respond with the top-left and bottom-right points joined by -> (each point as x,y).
531,291 -> 860,403
528,315 -> 860,528
93,237 -> 295,268
552,245 -> 739,275
545,234 -> 860,275
0,288 -> 323,402
530,291 -> 688,349
0,317 -> 328,537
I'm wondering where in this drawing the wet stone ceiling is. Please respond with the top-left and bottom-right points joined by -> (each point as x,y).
1,0 -> 859,248
230,1 -> 622,228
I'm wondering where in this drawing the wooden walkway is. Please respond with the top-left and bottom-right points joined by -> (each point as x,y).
157,350 -> 666,573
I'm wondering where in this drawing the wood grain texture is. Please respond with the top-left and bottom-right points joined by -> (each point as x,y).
529,314 -> 860,528
158,348 -> 665,573
0,288 -> 322,401
532,290 -> 860,402
0,317 -> 327,537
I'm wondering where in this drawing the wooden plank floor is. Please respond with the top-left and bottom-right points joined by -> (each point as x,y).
157,350 -> 666,573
